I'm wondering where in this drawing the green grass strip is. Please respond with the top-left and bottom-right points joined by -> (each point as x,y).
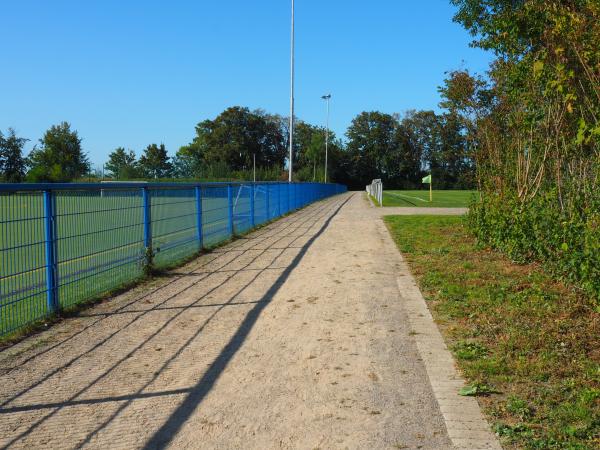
384,215 -> 600,450
382,190 -> 477,207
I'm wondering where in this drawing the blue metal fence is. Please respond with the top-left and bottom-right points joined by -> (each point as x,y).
0,181 -> 346,337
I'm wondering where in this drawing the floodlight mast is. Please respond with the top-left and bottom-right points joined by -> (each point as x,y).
288,0 -> 295,182
321,94 -> 331,183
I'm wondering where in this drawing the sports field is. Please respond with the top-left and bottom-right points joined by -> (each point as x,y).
382,190 -> 477,207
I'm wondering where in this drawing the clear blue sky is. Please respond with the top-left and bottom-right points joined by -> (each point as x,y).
0,0 -> 492,168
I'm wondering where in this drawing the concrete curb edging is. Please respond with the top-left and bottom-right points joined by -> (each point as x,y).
395,275 -> 503,449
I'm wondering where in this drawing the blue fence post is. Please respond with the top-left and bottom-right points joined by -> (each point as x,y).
43,190 -> 58,314
195,186 -> 203,250
142,187 -> 153,274
250,184 -> 255,227
227,184 -> 234,236
277,183 -> 281,216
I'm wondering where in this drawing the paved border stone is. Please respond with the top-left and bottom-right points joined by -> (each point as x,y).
394,276 -> 502,450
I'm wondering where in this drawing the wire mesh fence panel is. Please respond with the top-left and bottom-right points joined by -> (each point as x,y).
0,181 -> 346,337
283,183 -> 290,215
267,184 -> 278,220
290,183 -> 297,211
151,188 -> 198,269
202,186 -> 230,248
232,184 -> 252,235
55,189 -> 145,309
0,192 -> 47,336
253,184 -> 269,226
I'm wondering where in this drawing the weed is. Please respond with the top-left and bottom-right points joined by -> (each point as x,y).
453,341 -> 488,360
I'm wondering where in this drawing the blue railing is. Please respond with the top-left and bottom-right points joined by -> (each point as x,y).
0,181 -> 346,337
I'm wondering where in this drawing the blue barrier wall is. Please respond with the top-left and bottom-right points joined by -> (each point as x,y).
0,181 -> 346,337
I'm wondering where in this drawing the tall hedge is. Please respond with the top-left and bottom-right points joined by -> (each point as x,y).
444,0 -> 599,299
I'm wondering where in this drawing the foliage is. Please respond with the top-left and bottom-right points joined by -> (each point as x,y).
345,111 -> 417,188
468,191 -> 599,299
95,104 -> 474,188
445,0 -> 600,298
26,122 -> 90,182
138,143 -> 172,179
403,110 -> 475,188
385,215 -> 600,449
177,107 -> 286,176
0,128 -> 27,182
344,110 -> 475,190
105,147 -> 139,179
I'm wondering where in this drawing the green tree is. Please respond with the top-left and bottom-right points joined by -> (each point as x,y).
27,122 -> 89,182
401,110 -> 474,189
346,111 -> 396,186
178,107 -> 286,177
105,147 -> 139,179
138,143 -> 172,179
291,122 -> 326,181
306,133 -> 325,181
345,111 -> 420,189
171,153 -> 195,179
402,110 -> 441,173
0,128 -> 28,182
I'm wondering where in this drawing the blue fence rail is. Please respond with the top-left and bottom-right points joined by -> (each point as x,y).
0,181 -> 346,337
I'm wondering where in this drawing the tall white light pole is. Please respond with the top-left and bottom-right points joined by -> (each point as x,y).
288,0 -> 295,182
321,94 -> 331,183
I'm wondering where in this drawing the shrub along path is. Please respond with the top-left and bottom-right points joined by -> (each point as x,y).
0,193 -> 496,449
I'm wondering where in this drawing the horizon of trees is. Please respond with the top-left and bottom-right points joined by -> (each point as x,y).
1,106 -> 475,189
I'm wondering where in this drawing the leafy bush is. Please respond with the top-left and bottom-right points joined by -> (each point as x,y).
468,191 -> 600,300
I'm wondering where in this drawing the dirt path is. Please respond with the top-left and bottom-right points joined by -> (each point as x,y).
0,193 -> 456,449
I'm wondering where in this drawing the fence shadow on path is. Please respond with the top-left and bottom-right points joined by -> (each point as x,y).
0,194 -> 351,449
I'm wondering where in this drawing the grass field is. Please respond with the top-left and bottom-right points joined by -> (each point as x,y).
385,215 -> 600,449
382,190 -> 477,207
0,184 -> 285,338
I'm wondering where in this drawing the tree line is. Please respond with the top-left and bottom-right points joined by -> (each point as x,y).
0,123 -> 174,183
1,106 -> 475,189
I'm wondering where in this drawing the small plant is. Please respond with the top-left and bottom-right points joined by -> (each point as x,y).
143,246 -> 155,276
453,341 -> 488,360
459,383 -> 500,397
506,395 -> 534,421
494,422 -> 532,440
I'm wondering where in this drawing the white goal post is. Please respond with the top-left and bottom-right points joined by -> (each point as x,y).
366,179 -> 383,207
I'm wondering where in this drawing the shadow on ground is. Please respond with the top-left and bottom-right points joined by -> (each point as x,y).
0,195 -> 349,449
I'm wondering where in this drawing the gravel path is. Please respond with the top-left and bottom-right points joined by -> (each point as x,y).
0,192 -> 455,449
